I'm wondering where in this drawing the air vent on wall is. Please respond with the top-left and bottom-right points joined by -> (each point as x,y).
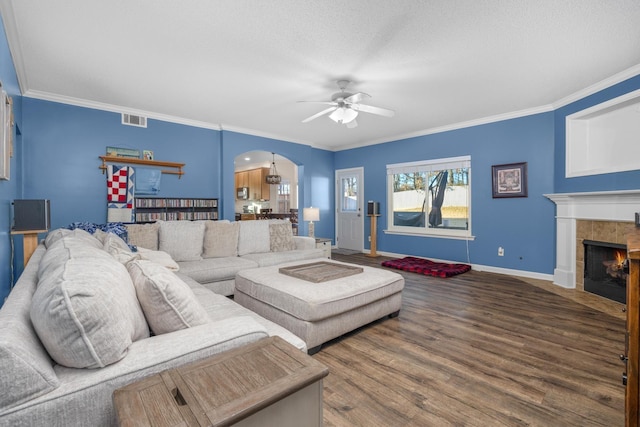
121,113 -> 147,128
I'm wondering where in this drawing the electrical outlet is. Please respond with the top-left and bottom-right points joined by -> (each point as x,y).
368,235 -> 371,242
498,247 -> 504,256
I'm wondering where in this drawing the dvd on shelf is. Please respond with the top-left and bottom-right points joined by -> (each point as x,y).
134,197 -> 218,223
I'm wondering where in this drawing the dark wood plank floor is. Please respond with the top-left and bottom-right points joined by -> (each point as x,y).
314,253 -> 626,426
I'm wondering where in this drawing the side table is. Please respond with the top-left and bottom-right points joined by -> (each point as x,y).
315,237 -> 332,259
113,336 -> 329,427
11,229 -> 47,266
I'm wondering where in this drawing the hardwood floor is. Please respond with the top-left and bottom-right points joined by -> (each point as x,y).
314,253 -> 626,426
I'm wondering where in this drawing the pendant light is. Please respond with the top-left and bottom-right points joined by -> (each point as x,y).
265,152 -> 282,185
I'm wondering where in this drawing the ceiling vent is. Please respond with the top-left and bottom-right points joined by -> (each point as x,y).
121,113 -> 147,128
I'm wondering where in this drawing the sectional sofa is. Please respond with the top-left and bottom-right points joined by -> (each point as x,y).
0,219 -> 324,426
126,219 -> 325,295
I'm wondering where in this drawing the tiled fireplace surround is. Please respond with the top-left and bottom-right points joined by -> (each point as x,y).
546,190 -> 640,290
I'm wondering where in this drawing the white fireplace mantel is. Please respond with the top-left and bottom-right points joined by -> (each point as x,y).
544,190 -> 640,288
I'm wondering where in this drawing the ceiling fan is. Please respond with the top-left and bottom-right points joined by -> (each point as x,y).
300,80 -> 395,128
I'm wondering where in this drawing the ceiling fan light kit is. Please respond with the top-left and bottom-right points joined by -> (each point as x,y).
300,80 -> 395,128
329,107 -> 358,124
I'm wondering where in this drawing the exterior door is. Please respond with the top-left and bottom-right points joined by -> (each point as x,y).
336,168 -> 364,252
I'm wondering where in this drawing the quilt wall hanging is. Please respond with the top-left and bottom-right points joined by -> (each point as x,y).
107,165 -> 135,223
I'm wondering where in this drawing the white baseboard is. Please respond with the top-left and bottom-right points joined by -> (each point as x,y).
369,250 -> 554,282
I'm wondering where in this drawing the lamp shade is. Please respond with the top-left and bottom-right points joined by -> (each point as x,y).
303,207 -> 320,222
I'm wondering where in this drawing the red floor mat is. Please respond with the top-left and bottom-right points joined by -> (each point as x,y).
381,256 -> 471,278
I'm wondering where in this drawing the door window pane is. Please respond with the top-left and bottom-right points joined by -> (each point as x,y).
341,176 -> 358,212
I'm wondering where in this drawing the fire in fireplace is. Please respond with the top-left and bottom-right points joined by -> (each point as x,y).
583,240 -> 628,304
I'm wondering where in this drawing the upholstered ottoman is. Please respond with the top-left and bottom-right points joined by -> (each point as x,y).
234,258 -> 404,354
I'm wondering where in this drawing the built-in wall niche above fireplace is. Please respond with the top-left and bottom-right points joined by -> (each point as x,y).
583,240 -> 628,304
566,88 -> 640,178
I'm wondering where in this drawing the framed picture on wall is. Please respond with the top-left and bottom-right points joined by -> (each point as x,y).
0,88 -> 10,181
492,162 -> 527,198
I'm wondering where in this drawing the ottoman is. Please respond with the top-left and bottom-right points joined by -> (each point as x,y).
234,258 -> 404,354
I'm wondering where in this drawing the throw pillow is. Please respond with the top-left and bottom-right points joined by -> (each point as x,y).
203,221 -> 239,258
269,222 -> 296,252
237,220 -> 271,256
158,221 -> 205,262
126,222 -> 161,250
137,247 -> 180,271
31,245 -> 149,369
44,228 -> 102,250
103,233 -> 141,264
127,260 -> 209,335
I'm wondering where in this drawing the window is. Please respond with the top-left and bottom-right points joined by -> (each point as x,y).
386,156 -> 471,239
277,181 -> 290,212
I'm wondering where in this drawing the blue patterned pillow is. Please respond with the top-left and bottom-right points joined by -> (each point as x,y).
66,222 -> 137,251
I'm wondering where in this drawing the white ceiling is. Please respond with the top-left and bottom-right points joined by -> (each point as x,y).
2,1 -> 640,151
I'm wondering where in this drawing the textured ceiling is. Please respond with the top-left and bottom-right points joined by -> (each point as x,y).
1,0 -> 640,151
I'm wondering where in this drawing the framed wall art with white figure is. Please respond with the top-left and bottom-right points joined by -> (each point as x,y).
491,162 -> 527,198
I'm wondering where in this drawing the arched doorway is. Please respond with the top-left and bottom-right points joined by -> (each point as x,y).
233,151 -> 298,215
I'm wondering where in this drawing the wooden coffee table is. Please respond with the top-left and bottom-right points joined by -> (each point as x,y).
113,336 -> 328,427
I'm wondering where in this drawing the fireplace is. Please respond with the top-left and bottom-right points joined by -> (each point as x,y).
583,239 -> 628,304
544,190 -> 640,291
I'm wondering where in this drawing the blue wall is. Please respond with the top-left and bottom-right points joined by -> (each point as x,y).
22,98 -> 221,229
554,74 -> 640,193
335,113 -> 557,274
0,15 -> 23,303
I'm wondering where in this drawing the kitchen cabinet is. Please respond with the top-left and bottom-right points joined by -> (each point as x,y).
235,168 -> 271,200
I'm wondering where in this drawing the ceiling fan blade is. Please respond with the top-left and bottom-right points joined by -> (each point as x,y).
301,106 -> 337,123
297,101 -> 337,106
346,119 -> 358,129
352,103 -> 395,117
344,92 -> 370,104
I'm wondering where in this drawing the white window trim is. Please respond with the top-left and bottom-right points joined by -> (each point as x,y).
384,155 -> 472,239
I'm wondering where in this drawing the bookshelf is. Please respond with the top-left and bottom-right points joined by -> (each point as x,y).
135,197 -> 218,223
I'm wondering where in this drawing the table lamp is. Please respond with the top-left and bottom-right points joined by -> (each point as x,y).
303,207 -> 320,238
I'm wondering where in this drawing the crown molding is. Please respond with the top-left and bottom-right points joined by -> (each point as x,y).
218,124 -> 316,149
552,63 -> 640,109
0,1 -> 29,94
336,104 -> 554,151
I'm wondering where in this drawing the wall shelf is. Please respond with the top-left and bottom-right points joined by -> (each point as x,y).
99,156 -> 185,178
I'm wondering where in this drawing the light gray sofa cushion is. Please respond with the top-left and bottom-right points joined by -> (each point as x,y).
0,246 -> 60,411
127,260 -> 209,335
102,233 -> 141,264
177,256 -> 259,284
186,284 -> 307,352
31,245 -> 149,369
126,222 -> 160,250
237,220 -> 271,255
159,220 -> 205,261
44,228 -> 102,250
203,220 -> 239,258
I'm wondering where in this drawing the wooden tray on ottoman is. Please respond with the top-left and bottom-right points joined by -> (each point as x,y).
279,261 -> 363,283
